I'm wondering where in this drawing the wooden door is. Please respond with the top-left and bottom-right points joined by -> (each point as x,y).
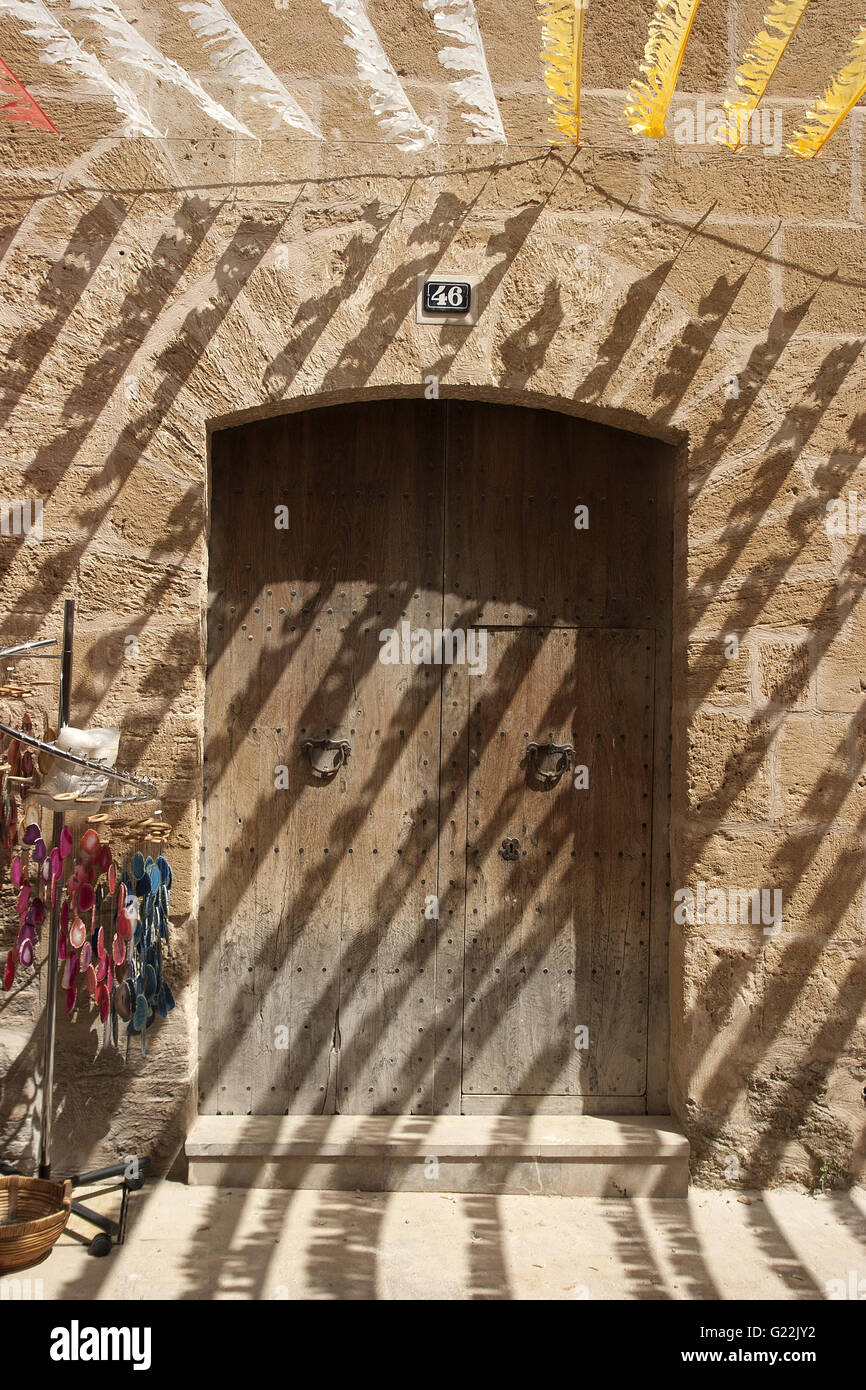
202,399 -> 671,1117
201,401 -> 445,1115
442,402 -> 672,1112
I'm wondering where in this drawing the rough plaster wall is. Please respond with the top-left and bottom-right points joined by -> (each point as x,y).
0,0 -> 864,1187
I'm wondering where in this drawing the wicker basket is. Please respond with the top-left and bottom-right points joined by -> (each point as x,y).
0,1176 -> 72,1273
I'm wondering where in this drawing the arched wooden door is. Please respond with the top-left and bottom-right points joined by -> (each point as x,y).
200,399 -> 672,1117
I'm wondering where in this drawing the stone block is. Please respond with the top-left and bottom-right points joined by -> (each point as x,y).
687,711 -> 772,819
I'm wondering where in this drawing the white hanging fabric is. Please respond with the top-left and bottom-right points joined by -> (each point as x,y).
322,0 -> 436,152
424,0 -> 506,143
0,0 -> 163,136
180,0 -> 321,135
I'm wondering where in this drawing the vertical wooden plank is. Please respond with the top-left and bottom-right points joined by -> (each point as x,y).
248,725 -> 290,1113
215,728 -> 262,1114
253,407 -> 359,1114
337,634 -> 442,1113
334,399 -> 445,1114
584,629 -> 654,1096
647,447 -> 675,1113
433,659 -> 469,1114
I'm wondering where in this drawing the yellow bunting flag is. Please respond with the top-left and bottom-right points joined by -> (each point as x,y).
789,23 -> 866,157
537,0 -> 589,145
717,0 -> 811,151
623,0 -> 702,139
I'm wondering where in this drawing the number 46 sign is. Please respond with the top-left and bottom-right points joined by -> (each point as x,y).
417,272 -> 480,325
425,281 -> 470,312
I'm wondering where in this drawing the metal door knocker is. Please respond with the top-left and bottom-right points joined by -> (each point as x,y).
303,739 -> 351,780
526,740 -> 575,786
499,837 -> 520,861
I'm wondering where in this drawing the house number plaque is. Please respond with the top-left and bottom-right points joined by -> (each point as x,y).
416,272 -> 480,325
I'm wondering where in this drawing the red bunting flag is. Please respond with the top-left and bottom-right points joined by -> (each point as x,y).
0,55 -> 61,136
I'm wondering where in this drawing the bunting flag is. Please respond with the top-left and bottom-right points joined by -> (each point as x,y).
789,23 -> 866,157
180,0 -> 320,136
424,0 -> 505,144
0,0 -> 162,136
322,0 -> 435,152
0,53 -> 60,133
537,0 -> 588,145
67,0 -> 256,139
717,0 -> 811,151
623,0 -> 702,139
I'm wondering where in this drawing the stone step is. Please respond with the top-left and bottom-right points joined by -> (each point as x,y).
185,1114 -> 689,1196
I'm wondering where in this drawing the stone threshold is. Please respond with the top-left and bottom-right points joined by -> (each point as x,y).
186,1114 -> 690,1196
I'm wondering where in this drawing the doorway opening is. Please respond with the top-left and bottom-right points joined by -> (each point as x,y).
201,398 -> 673,1117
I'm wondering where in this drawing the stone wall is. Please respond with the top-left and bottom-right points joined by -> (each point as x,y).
0,0 -> 864,1186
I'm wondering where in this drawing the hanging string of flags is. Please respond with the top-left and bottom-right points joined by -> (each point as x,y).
0,0 -> 861,156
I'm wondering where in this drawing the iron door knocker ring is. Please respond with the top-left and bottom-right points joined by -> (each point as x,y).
526,740 -> 575,786
303,739 -> 351,780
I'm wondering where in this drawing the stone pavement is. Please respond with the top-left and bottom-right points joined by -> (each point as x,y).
9,1180 -> 866,1301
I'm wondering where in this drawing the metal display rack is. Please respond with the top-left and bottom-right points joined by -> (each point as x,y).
1,599 -> 156,1253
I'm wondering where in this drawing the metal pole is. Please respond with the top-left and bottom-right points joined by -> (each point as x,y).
37,598 -> 74,1179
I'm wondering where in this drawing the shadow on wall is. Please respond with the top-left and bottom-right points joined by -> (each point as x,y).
0,149 -> 864,1305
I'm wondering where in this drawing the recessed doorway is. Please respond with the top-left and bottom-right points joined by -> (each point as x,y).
201,398 -> 673,1117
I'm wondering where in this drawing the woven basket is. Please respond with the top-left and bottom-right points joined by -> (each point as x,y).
0,1176 -> 72,1273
